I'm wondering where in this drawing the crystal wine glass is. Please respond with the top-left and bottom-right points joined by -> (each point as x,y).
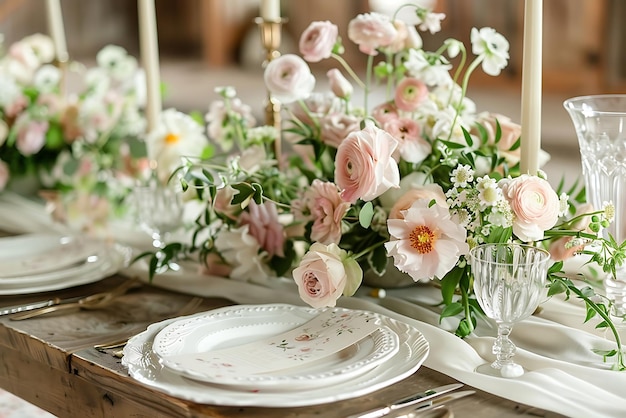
469,243 -> 550,377
133,182 -> 184,270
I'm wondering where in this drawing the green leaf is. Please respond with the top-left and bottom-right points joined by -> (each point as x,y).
440,265 -> 464,305
369,245 -> 389,276
547,280 -> 568,297
440,302 -> 463,320
359,201 -> 374,228
231,183 -> 255,206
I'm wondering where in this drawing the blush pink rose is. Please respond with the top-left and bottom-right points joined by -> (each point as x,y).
292,242 -> 362,308
239,200 -> 285,258
394,77 -> 428,112
334,125 -> 400,203
383,117 -> 431,164
327,69 -> 353,99
0,159 -> 9,191
320,112 -> 360,148
264,54 -> 315,104
299,21 -> 338,62
16,119 -> 48,156
499,174 -> 560,241
347,12 -> 398,56
388,184 -> 448,220
305,180 -> 351,245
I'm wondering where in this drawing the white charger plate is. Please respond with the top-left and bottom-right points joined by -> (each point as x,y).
0,245 -> 129,295
0,233 -> 102,278
122,304 -> 429,407
152,305 -> 400,390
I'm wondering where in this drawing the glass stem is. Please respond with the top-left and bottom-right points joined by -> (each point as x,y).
492,323 -> 516,369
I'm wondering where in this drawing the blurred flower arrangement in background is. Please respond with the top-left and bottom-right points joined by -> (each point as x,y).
0,33 -> 152,231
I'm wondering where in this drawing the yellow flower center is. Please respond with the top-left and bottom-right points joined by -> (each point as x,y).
165,133 -> 180,145
409,225 -> 436,254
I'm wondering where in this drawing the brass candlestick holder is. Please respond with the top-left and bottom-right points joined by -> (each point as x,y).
255,17 -> 286,167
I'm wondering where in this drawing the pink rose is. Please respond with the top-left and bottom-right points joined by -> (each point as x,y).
239,200 -> 285,258
388,184 -> 448,220
327,69 -> 353,100
304,180 -> 351,245
299,21 -> 338,62
334,125 -> 400,203
264,54 -> 315,104
16,119 -> 48,156
347,12 -> 398,56
394,77 -> 428,112
292,242 -> 362,308
320,112 -> 360,148
0,160 -> 9,191
499,175 -> 560,241
383,117 -> 431,164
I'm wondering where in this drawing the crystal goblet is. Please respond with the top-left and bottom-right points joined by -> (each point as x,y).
133,183 -> 184,270
469,243 -> 550,377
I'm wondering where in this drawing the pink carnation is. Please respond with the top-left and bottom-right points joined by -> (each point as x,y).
239,200 -> 285,258
304,180 -> 350,245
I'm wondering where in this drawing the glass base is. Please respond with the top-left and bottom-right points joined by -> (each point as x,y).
475,362 -> 525,378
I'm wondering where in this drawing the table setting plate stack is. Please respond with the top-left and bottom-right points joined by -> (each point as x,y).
122,303 -> 430,407
0,233 -> 128,295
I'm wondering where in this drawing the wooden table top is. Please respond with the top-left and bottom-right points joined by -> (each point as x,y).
0,274 -> 565,418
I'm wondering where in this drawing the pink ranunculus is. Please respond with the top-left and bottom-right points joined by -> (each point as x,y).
264,54 -> 315,104
0,159 -> 9,191
292,242 -> 362,308
388,184 -> 448,220
372,101 -> 399,126
394,77 -> 428,112
327,69 -> 353,100
549,203 -> 594,261
320,112 -> 360,148
334,125 -> 400,203
239,200 -> 285,258
299,21 -> 339,62
499,175 -> 560,241
383,117 -> 431,164
305,180 -> 351,245
15,119 -> 48,156
4,94 -> 28,119
347,12 -> 398,56
385,199 -> 469,282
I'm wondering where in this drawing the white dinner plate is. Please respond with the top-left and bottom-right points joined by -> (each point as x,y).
0,233 -> 102,278
152,305 -> 400,390
122,304 -> 429,407
0,244 -> 130,295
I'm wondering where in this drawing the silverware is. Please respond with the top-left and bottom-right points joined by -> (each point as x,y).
1,295 -> 83,316
401,390 -> 476,418
9,279 -> 140,320
346,383 -> 464,418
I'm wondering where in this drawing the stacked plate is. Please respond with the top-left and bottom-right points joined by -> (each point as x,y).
0,233 -> 128,295
122,303 -> 430,407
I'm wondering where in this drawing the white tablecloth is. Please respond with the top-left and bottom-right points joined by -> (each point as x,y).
2,191 -> 626,418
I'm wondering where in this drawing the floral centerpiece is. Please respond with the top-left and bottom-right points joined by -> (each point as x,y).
142,5 -> 625,368
0,35 -> 147,209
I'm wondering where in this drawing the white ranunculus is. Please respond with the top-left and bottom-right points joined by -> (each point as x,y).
263,54 -> 315,104
471,27 -> 510,76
